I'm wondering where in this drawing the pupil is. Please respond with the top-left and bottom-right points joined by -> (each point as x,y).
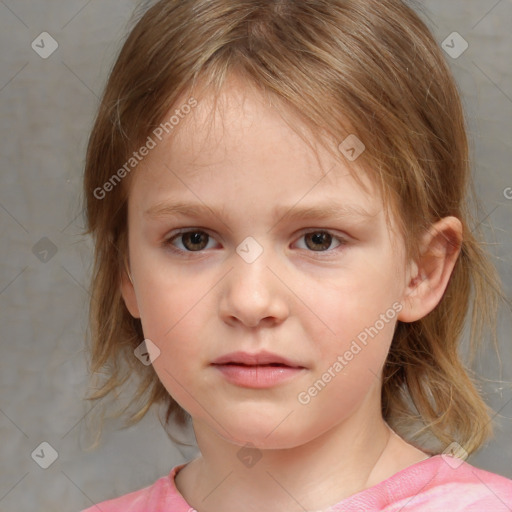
306,232 -> 331,251
185,232 -> 207,250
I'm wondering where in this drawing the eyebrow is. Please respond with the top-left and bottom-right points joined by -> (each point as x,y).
144,200 -> 377,226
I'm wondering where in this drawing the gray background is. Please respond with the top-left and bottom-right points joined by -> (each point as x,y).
0,1 -> 511,510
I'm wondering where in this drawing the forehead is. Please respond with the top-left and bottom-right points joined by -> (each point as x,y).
125,77 -> 405,253
135,75 -> 377,199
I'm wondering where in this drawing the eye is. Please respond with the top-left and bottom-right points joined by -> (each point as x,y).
294,230 -> 345,252
163,229 -> 347,255
164,229 -> 218,253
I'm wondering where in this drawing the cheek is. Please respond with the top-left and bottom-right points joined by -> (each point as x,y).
144,312 -> 204,409
309,266 -> 400,331
133,268 -> 202,362
306,265 -> 400,370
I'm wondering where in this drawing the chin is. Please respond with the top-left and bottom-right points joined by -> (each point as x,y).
216,417 -> 312,451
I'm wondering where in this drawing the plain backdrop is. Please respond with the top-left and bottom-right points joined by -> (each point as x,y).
0,1 -> 511,510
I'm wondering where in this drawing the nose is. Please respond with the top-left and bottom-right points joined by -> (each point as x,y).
218,245 -> 290,328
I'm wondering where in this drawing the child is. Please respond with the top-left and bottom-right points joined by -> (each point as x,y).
80,0 -> 512,510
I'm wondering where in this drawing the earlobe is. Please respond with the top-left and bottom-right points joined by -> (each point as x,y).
397,216 -> 463,323
120,261 -> 141,319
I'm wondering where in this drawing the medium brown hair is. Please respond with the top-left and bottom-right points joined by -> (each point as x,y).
82,0 -> 508,454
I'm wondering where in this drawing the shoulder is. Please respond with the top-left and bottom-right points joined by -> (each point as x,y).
382,454 -> 512,511
79,463 -> 191,512
432,455 -> 512,510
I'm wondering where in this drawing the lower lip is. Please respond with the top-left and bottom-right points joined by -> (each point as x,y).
212,364 -> 305,388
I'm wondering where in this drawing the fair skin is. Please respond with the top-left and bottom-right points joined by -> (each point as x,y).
120,75 -> 462,512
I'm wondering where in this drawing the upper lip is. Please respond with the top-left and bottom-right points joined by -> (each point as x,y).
211,350 -> 305,368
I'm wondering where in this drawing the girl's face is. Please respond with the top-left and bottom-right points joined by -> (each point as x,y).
122,77 -> 412,449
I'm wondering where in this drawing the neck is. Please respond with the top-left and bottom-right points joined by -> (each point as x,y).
174,384 -> 422,512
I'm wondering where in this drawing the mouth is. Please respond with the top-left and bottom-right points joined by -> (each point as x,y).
210,350 -> 307,388
210,350 -> 306,369
211,358 -> 306,389
217,362 -> 297,367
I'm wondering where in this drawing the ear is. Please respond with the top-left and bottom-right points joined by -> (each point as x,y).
120,258 -> 141,319
397,216 -> 463,323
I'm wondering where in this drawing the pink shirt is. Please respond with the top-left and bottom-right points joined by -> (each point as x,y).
80,454 -> 512,511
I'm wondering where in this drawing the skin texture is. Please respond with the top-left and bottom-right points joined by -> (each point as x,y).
120,75 -> 463,512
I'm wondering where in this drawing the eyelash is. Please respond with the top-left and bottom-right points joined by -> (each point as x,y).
162,228 -> 348,257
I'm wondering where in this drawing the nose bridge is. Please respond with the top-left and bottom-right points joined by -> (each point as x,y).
232,235 -> 274,297
219,235 -> 289,326
242,252 -> 270,282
